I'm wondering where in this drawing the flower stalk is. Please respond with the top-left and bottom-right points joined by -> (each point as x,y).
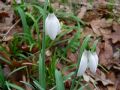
39,0 -> 48,89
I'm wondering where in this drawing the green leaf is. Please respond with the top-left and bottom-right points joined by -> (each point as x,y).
0,56 -> 11,65
91,39 -> 99,52
16,6 -> 29,34
78,35 -> 91,66
0,65 -> 6,89
8,66 -> 27,77
6,81 -> 24,90
39,54 -> 46,89
16,6 -> 33,44
20,81 -> 34,89
33,80 -> 44,90
55,69 -> 65,90
63,72 -> 74,81
78,84 -> 88,90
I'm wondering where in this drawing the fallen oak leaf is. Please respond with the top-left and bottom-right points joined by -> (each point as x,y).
90,19 -> 112,36
98,40 -> 113,66
90,19 -> 101,36
110,22 -> 120,43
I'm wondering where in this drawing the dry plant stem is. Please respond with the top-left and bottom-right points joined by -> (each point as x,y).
2,19 -> 20,41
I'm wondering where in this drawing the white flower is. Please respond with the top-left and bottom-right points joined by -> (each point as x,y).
88,51 -> 98,73
77,50 -> 88,76
77,50 -> 99,76
16,0 -> 22,4
45,13 -> 61,40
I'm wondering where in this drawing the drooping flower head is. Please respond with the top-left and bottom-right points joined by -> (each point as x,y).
45,13 -> 61,40
77,50 -> 88,76
77,50 -> 99,76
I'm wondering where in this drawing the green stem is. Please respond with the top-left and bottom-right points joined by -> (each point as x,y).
39,0 -> 48,89
70,70 -> 78,90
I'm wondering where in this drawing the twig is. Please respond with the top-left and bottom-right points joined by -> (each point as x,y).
2,19 -> 20,41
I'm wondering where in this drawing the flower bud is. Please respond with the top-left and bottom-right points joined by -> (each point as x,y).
77,50 -> 99,76
88,51 -> 98,73
45,13 -> 61,40
77,50 -> 88,76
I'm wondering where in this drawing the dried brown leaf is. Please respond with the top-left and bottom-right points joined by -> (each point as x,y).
67,49 -> 78,63
99,41 -> 113,66
90,19 -> 112,36
77,6 -> 87,19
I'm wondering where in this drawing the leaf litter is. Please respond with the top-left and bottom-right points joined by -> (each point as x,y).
0,0 -> 120,90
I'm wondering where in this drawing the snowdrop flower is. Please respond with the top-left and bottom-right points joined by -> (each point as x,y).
45,13 -> 61,40
77,50 -> 99,76
77,50 -> 88,76
15,0 -> 22,4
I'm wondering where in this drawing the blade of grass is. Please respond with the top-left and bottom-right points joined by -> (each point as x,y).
6,81 -> 24,90
38,53 -> 46,89
78,84 -> 88,90
8,66 -> 27,77
16,6 -> 29,34
55,69 -> 65,90
0,65 -> 6,89
33,81 -> 44,90
0,56 -> 11,65
20,81 -> 34,89
16,6 -> 33,44
91,39 -> 99,52
63,72 -> 74,81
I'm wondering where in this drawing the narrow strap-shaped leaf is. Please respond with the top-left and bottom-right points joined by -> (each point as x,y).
16,6 -> 29,34
78,35 -> 91,67
0,56 -> 11,65
8,66 -> 27,77
91,39 -> 99,52
0,65 -> 5,88
39,54 -> 46,89
6,81 -> 24,90
33,80 -> 44,90
55,69 -> 65,90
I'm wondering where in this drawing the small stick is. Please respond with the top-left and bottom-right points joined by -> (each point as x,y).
2,19 -> 20,41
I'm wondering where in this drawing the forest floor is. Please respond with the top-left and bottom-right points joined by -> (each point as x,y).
0,0 -> 120,90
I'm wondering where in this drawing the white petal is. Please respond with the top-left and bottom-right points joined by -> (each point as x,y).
16,0 -> 22,4
88,51 -> 97,73
45,13 -> 61,40
77,50 -> 88,76
93,52 -> 99,67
